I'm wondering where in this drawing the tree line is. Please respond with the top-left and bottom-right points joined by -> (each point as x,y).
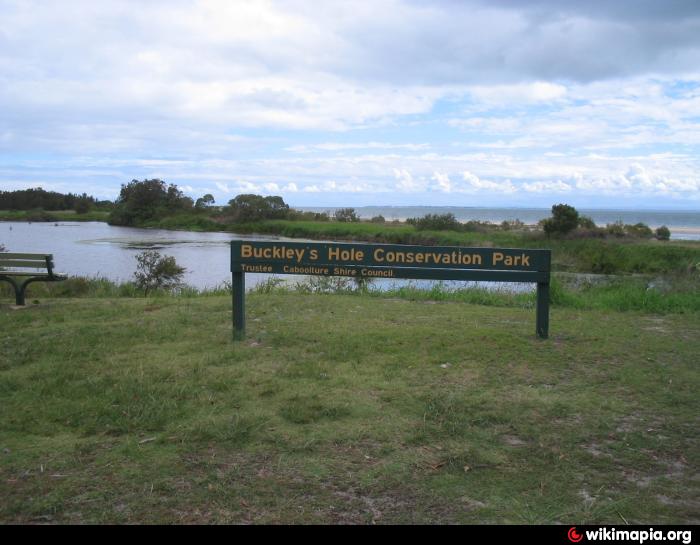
0,187 -> 111,213
2,181 -> 672,241
106,180 -> 352,226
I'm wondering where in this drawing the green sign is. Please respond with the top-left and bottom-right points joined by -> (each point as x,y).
230,240 -> 551,339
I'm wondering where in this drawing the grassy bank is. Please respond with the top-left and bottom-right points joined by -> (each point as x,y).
135,215 -> 700,275
228,219 -> 700,275
0,209 -> 110,222
1,294 -> 698,523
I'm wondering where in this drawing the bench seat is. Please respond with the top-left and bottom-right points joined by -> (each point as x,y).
0,253 -> 67,305
1,271 -> 68,278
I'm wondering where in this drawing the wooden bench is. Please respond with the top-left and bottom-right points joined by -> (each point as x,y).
0,253 -> 67,305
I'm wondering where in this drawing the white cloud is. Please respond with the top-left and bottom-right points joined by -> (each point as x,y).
468,82 -> 568,105
1,1 -> 700,207
215,182 -> 231,193
392,168 -> 423,191
286,142 -> 431,153
231,180 -> 262,192
522,180 -> 573,193
431,171 -> 452,192
624,163 -> 654,189
448,117 -> 521,132
460,171 -> 517,193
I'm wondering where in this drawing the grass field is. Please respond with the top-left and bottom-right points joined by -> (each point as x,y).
1,293 -> 698,524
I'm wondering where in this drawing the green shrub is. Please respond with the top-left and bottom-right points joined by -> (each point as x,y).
407,213 -> 462,231
224,194 -> 289,223
109,179 -> 194,226
578,215 -> 597,229
286,209 -> 330,222
655,225 -> 671,241
626,222 -> 654,239
334,208 -> 360,222
500,219 -> 525,230
24,209 -> 58,222
133,250 -> 186,296
605,221 -> 627,238
542,204 -> 580,236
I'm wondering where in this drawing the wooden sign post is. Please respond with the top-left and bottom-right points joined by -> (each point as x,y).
231,240 -> 551,340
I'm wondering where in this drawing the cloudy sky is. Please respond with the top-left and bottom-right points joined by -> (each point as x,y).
1,0 -> 700,208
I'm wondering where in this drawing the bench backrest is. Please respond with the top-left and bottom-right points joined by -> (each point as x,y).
0,253 -> 55,274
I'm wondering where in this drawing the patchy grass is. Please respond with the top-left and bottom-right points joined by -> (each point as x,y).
1,294 -> 698,523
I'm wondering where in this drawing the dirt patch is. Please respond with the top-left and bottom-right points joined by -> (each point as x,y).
642,317 -> 670,333
623,458 -> 690,489
501,434 -> 528,447
581,442 -> 611,458
177,447 -> 461,524
615,412 -> 664,434
579,489 -> 596,506
459,497 -> 487,511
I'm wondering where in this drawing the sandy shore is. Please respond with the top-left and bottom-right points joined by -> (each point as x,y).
670,226 -> 700,234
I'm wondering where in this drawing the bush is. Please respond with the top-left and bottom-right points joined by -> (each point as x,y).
224,194 -> 290,223
542,204 -> 580,236
655,225 -> 671,241
588,249 -> 618,274
133,250 -> 186,296
605,221 -> 626,238
370,215 -> 386,223
74,198 -> 92,214
626,222 -> 654,239
605,221 -> 654,239
463,220 -> 493,233
24,209 -> 58,222
286,209 -> 330,222
500,219 -> 525,231
572,228 -> 605,239
109,179 -> 194,226
334,208 -> 360,222
407,213 -> 462,231
578,215 -> 596,229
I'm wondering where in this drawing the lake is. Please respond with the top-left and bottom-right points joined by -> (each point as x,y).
0,221 -> 532,292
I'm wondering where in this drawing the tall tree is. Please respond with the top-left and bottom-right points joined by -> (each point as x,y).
109,179 -> 193,226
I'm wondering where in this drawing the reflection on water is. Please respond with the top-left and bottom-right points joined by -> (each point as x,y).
0,221 -> 534,293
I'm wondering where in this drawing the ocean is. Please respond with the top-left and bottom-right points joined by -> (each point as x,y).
298,206 -> 700,240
